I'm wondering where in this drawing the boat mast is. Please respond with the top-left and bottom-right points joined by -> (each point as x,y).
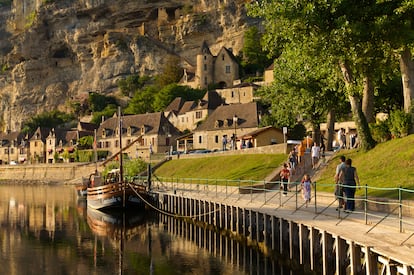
94,129 -> 98,174
118,106 -> 125,208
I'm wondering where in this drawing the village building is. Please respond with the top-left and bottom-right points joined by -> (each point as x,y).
97,112 -> 181,161
0,131 -> 27,165
189,102 -> 266,151
181,41 -> 239,89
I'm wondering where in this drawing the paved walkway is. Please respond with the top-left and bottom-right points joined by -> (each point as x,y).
152,174 -> 414,267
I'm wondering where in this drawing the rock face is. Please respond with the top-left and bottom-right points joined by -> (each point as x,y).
0,0 -> 259,130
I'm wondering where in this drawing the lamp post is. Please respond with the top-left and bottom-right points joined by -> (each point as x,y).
233,115 -> 238,150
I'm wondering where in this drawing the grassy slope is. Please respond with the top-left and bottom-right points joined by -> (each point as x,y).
154,135 -> 414,198
154,154 -> 287,181
316,134 -> 414,198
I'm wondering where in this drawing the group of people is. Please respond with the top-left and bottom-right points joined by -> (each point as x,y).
280,140 -> 360,212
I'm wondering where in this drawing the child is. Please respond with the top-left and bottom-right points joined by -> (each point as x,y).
301,174 -> 312,207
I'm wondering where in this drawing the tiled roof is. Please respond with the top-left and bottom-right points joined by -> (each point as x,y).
195,102 -> 262,131
241,126 -> 282,138
178,101 -> 197,115
165,97 -> 185,113
98,112 -> 181,137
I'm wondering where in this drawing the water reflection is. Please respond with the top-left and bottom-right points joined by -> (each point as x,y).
0,185 -> 293,275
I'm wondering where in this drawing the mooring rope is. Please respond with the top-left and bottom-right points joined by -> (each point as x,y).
127,182 -> 219,219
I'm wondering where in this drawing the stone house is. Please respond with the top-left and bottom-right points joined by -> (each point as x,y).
29,127 -> 51,164
164,90 -> 224,132
191,102 -> 264,151
215,82 -> 259,105
0,131 -> 27,164
97,112 -> 181,161
181,41 -> 239,89
239,126 -> 284,148
44,122 -> 97,163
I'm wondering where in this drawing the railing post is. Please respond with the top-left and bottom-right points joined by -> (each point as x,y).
365,184 -> 368,225
295,181 -> 298,210
250,180 -> 253,203
226,180 -> 228,198
314,181 -> 317,213
264,180 -> 266,204
215,179 -> 217,197
399,185 -> 402,233
238,179 -> 241,201
279,180 -> 282,207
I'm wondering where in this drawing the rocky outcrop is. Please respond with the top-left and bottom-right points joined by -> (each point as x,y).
0,0 -> 259,131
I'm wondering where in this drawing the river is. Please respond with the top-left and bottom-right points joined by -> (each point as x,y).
0,184 -> 302,274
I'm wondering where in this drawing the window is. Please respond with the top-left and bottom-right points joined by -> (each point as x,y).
231,91 -> 234,98
222,54 -> 225,61
196,111 -> 202,119
198,135 -> 202,144
204,55 -> 207,60
204,77 -> 208,85
35,141 -> 38,147
4,148 -> 7,154
225,65 -> 231,73
215,135 -> 219,143
10,148 -> 14,154
102,129 -> 106,138
115,140 -> 119,147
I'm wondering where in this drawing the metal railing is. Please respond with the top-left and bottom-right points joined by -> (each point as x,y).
130,175 -> 414,235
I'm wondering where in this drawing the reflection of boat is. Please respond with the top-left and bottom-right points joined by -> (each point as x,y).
86,207 -> 147,240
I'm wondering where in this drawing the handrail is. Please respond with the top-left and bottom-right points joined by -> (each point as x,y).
145,175 -> 414,235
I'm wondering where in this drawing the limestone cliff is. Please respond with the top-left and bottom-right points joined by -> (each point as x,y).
0,0 -> 259,131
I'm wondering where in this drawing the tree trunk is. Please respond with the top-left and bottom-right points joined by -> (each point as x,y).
326,109 -> 335,151
399,48 -> 414,134
339,61 -> 376,151
400,48 -> 414,113
362,76 -> 375,123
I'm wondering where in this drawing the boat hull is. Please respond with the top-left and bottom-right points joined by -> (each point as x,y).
87,182 -> 147,210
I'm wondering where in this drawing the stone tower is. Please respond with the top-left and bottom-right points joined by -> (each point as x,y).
196,41 -> 214,89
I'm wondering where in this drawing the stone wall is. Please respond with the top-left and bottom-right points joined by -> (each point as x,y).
0,163 -> 99,183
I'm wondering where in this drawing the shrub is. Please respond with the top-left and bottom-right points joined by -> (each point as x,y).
370,121 -> 391,143
389,109 -> 411,138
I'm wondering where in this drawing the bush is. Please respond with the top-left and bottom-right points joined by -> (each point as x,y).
370,121 -> 391,143
389,109 -> 411,138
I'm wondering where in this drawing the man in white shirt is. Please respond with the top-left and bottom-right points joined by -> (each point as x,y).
311,142 -> 320,169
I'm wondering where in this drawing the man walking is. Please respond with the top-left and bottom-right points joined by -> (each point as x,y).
334,155 -> 346,210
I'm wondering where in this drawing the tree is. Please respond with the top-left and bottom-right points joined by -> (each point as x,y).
241,26 -> 272,76
152,84 -> 204,112
117,75 -> 152,97
248,0 -> 414,151
257,46 -> 347,145
156,56 -> 183,87
124,86 -> 157,115
21,110 -> 75,135
88,92 -> 117,112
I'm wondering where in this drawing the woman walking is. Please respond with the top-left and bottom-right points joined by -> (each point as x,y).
339,158 -> 360,212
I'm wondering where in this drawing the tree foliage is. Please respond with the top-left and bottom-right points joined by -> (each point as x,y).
118,75 -> 152,97
156,56 -> 184,87
89,92 -> 118,112
247,0 -> 414,151
21,110 -> 75,135
241,26 -> 272,76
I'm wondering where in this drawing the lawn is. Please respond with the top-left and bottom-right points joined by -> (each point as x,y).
154,154 -> 287,182
153,135 -> 414,199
